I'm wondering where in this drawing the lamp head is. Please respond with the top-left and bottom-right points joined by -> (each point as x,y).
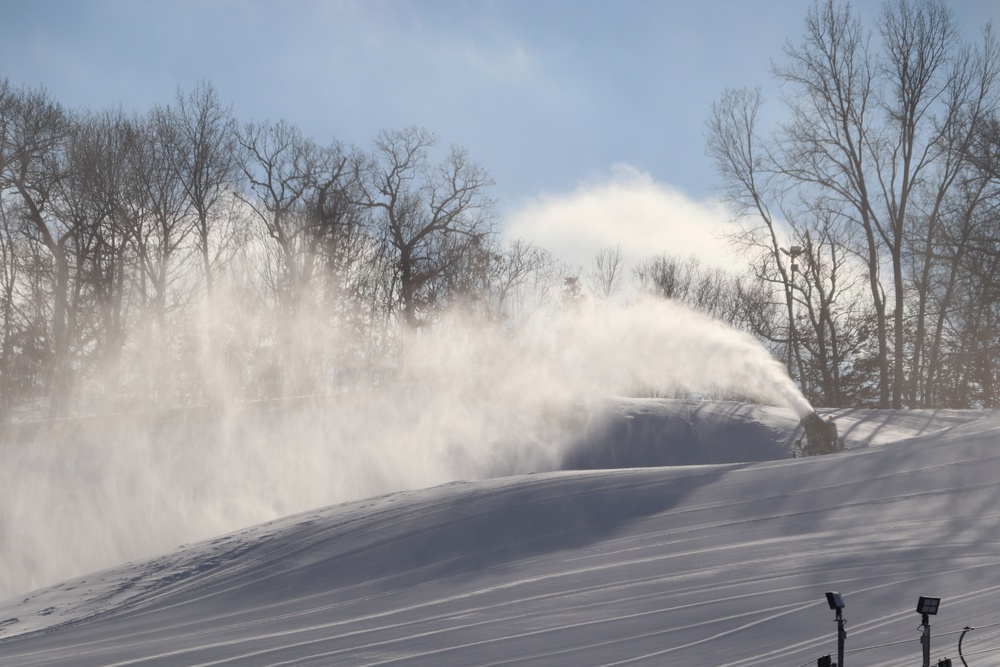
917,596 -> 941,615
825,591 -> 845,610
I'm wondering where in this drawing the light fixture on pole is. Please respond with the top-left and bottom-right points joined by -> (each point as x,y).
917,596 -> 941,667
781,245 -> 804,273
780,245 -> 805,375
825,592 -> 846,667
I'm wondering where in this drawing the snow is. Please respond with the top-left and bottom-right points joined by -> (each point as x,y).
1,399 -> 997,666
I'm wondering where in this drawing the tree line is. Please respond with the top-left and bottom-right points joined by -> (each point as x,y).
0,72 -> 765,421
707,0 -> 1000,409
0,80 -> 566,419
2,0 -> 999,420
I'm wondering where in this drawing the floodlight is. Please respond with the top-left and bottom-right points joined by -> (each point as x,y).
824,591 -> 847,665
917,596 -> 941,615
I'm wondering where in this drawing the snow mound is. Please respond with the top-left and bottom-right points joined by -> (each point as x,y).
560,399 -> 979,469
563,399 -> 797,468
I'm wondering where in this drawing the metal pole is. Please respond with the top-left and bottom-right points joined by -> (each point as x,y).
836,608 -> 846,667
921,613 -> 931,667
789,264 -> 796,381
959,626 -> 974,667
786,279 -> 794,377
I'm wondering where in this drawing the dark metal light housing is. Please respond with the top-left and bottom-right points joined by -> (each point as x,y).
917,596 -> 941,615
825,591 -> 845,610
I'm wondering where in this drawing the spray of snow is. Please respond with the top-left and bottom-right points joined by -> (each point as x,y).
0,296 -> 810,601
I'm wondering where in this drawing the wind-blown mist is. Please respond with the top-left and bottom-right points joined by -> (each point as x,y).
0,298 -> 810,601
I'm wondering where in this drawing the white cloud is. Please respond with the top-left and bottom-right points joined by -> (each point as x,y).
504,164 -> 738,271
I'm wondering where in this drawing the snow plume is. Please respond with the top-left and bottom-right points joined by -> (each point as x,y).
504,165 -> 736,271
0,297 -> 810,602
404,296 -> 814,421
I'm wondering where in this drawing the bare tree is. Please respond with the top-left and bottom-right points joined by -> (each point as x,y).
774,0 -> 999,407
355,127 -> 496,329
235,119 -> 368,395
0,80 -> 18,416
634,253 -> 744,326
709,0 -> 1000,408
769,1 -> 890,403
167,82 -> 239,302
66,109 -> 144,407
586,245 -> 625,303
707,87 -> 801,372
0,194 -> 20,417
0,83 -> 76,416
490,238 -> 563,325
237,120 -> 358,305
131,105 -> 199,400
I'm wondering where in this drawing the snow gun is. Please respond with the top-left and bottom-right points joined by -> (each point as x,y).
799,411 -> 842,456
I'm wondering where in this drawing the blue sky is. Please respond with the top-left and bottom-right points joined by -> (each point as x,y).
4,0 -> 997,269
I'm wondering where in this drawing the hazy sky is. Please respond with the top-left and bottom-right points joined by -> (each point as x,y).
4,0 -> 997,269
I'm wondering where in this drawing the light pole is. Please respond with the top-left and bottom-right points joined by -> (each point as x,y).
780,245 -> 804,377
917,596 -> 941,667
825,591 -> 846,667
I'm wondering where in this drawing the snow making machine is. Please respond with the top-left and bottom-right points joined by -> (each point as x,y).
799,411 -> 843,456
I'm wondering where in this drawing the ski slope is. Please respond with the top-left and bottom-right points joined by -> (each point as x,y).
1,400 -> 998,666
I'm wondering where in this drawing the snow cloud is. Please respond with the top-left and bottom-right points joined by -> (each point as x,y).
505,165 -> 737,271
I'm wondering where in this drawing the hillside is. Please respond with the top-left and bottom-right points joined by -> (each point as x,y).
0,400 -> 996,666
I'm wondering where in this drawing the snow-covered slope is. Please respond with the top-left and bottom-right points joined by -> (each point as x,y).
1,401 -> 997,666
